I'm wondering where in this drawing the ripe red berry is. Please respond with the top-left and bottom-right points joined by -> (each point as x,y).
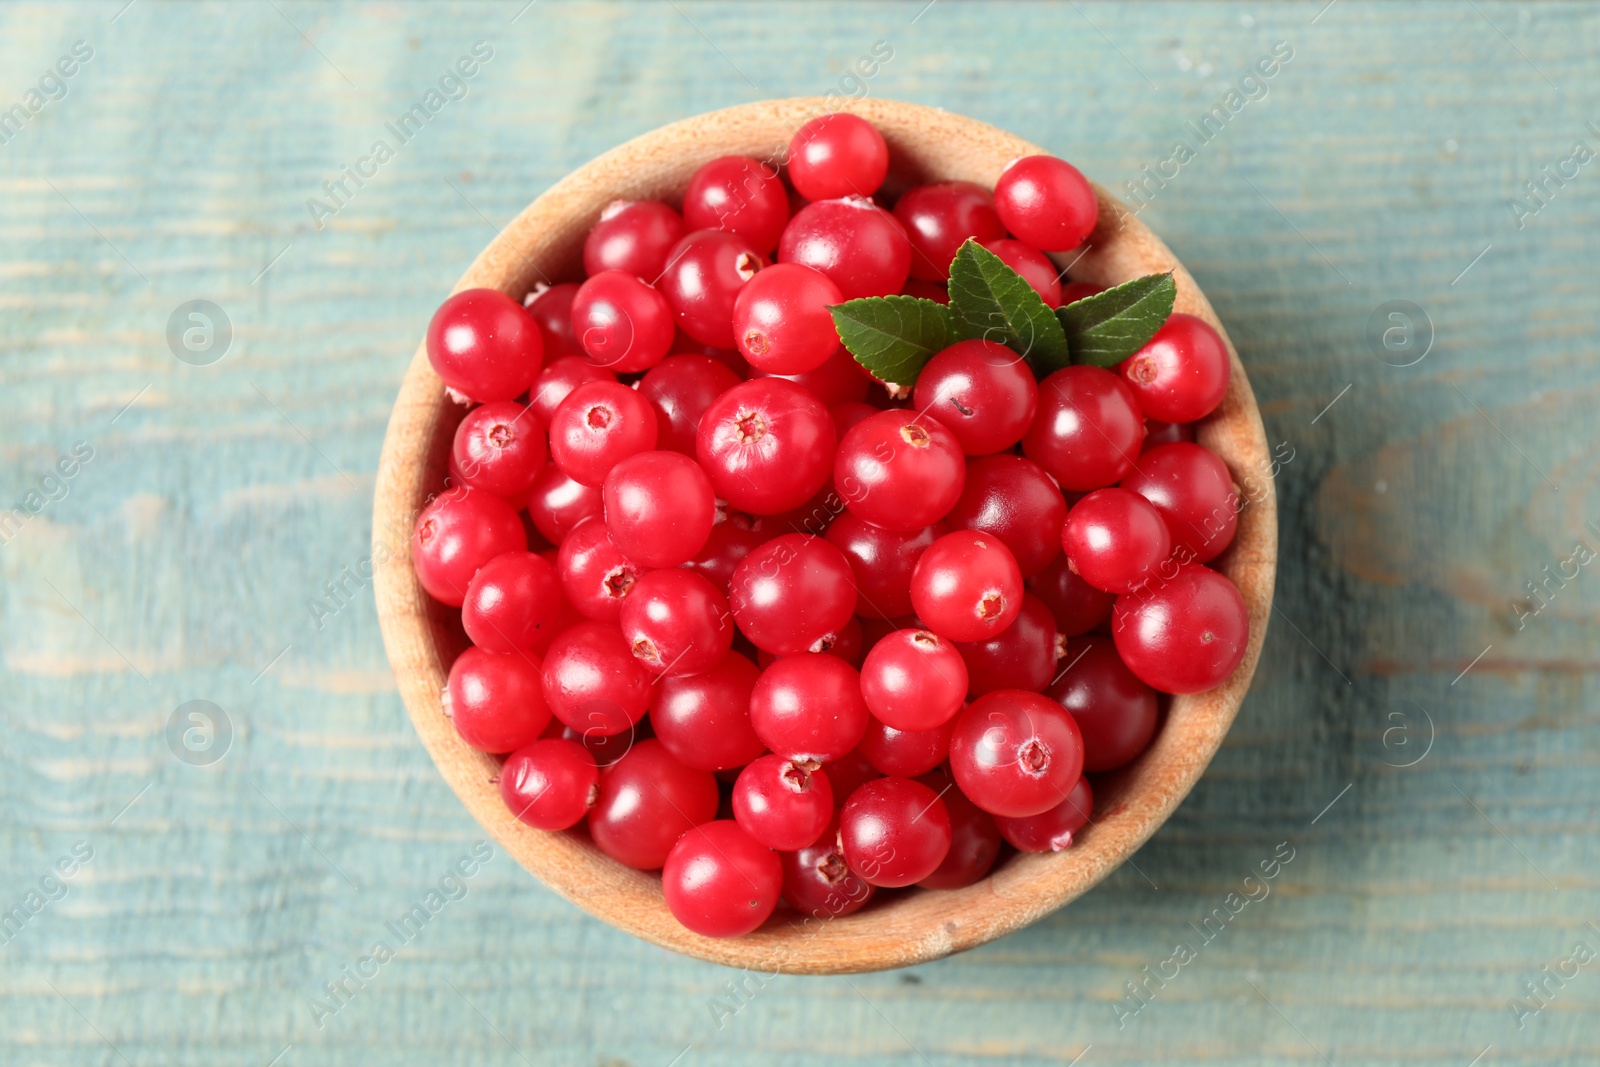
1143,418 -> 1194,451
948,689 -> 1085,818
729,533 -> 857,655
682,155 -> 789,254
835,410 -> 965,531
1048,635 -> 1159,771
450,400 -> 546,500
1121,442 -> 1240,563
602,450 -> 716,568
778,197 -> 912,300
583,199 -> 686,280
823,512 -> 937,620
619,568 -> 731,677
589,739 -> 719,869
749,653 -> 871,762
682,514 -> 766,593
663,820 -> 782,937
979,238 -> 1062,307
955,593 -> 1061,697
782,819 -> 874,919
527,466 -> 603,545
901,277 -> 950,303
649,650 -> 766,771
697,377 -> 836,515
893,181 -> 1006,280
856,715 -> 954,778
525,282 -> 582,361
732,755 -> 834,850
910,530 -> 1024,643
1112,564 -> 1248,694
994,775 -> 1093,852
1062,487 -> 1173,594
556,517 -> 640,622
412,486 -> 526,606
942,454 -> 1066,578
859,628 -> 968,731
911,340 -> 1038,456
548,379 -> 659,487
637,354 -> 743,455
500,738 -> 599,830
916,771 -> 1001,890
571,270 -> 675,373
993,155 -> 1097,251
1058,280 -> 1105,305
462,551 -> 564,655
732,262 -> 844,374
426,288 -> 543,403
559,721 -> 641,769
787,112 -> 890,200
1120,313 -> 1231,423
755,343 -> 872,406
541,620 -> 653,737
445,646 -> 552,753
839,776 -> 952,887
529,355 -> 616,426
658,230 -> 765,348
1027,552 -> 1115,636
820,748 -> 881,806
1022,365 -> 1145,491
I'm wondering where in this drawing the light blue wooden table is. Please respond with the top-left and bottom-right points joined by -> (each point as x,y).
3,2 -> 1598,1064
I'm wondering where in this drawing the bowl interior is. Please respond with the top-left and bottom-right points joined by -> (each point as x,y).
372,97 -> 1277,974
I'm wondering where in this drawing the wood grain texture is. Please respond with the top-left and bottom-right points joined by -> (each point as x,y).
2,0 -> 1598,1063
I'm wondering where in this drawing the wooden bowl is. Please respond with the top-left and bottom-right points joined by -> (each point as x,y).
373,98 -> 1276,974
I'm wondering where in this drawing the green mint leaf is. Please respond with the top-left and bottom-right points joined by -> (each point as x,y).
946,238 -> 1069,373
828,296 -> 952,386
1056,272 -> 1177,368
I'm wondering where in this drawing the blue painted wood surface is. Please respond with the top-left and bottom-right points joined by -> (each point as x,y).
3,1 -> 1598,1064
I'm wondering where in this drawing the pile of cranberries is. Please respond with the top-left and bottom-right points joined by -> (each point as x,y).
411,112 -> 1250,939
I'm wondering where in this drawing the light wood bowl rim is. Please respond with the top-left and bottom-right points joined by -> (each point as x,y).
372,97 -> 1278,974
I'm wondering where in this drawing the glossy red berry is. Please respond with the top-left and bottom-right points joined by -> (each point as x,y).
949,689 -> 1085,818
732,263 -> 843,374
839,776 -> 952,887
732,755 -> 834,850
1058,280 -> 1105,305
835,410 -> 965,531
583,199 -> 685,280
1143,418 -> 1195,451
663,821 -> 782,937
619,568 -> 731,676
1112,564 -> 1248,694
529,355 -> 616,426
820,747 -> 881,805
856,715 -> 953,778
682,155 -> 789,254
571,270 -> 675,373
697,377 -> 836,514
955,593 -> 1061,697
412,486 -> 526,606
649,650 -> 766,771
450,400 -> 546,499
910,340 -> 1037,456
445,646 -> 552,753
859,628 -> 968,731
1022,365 -> 1145,491
541,620 -> 653,736
426,288 -> 543,403
602,450 -> 715,568
549,380 -> 659,487
916,771 -> 1001,890
994,775 -> 1093,852
729,533 -> 857,654
823,512 -> 937,620
782,820 -> 874,919
901,277 -> 950,303
658,230 -> 765,348
590,739 -> 719,869
500,738 -> 599,830
1121,442 -> 1239,563
1049,635 -> 1159,771
682,515 -> 766,593
749,653 -> 870,762
462,551 -> 564,655
525,282 -> 582,361
755,343 -> 872,406
1027,552 -> 1115,636
993,155 -> 1097,251
637,354 -> 742,455
942,454 -> 1066,578
893,181 -> 1006,280
787,112 -> 890,200
1121,313 -> 1230,423
556,517 -> 639,622
559,720 -> 642,769
980,238 -> 1062,307
778,197 -> 912,300
910,530 -> 1024,643
527,466 -> 604,545
1062,487 -> 1173,594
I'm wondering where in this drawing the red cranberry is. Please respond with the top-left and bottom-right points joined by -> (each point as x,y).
619,568 -> 731,677
1058,280 -> 1105,305
820,747 -> 881,804
445,646 -> 551,753
697,378 -> 835,515
541,620 -> 653,736
916,770 -> 1001,890
901,277 -> 950,303
412,486 -> 526,606
732,755 -> 834,850
559,721 -> 643,769
756,344 -> 872,405
462,551 -> 564,655
556,517 -> 640,622
729,533 -> 857,655
525,282 -> 582,361
602,450 -> 715,568
548,379 -> 659,487
450,400 -> 546,500
683,515 -> 766,593
1121,313 -> 1230,423
1027,552 -> 1115,636
993,155 -> 1097,251
856,716 -> 953,778
778,197 -> 912,300
526,466 -> 603,545
583,199 -> 685,281
839,776 -> 952,887
955,593 -> 1061,697
893,181 -> 1006,280
571,270 -> 675,373
529,355 -> 615,426
859,628 -> 968,731
911,339 -> 1038,456
426,288 -> 543,403
500,738 -> 598,830
910,530 -> 1024,643
942,454 -> 1067,578
1049,635 -> 1159,771
749,653 -> 870,762
1062,487 -> 1173,594
835,409 -> 965,531
1022,365 -> 1145,491
994,775 -> 1093,852
1112,564 -> 1248,694
787,112 -> 890,200
589,739 -> 719,869
949,689 -> 1085,818
663,821 -> 782,937
831,400 -> 878,438
1143,419 -> 1195,451
782,819 -> 874,919
732,262 -> 844,374
823,512 -> 937,620
658,230 -> 765,348
649,650 -> 766,771
682,156 -> 789,254
1121,442 -> 1239,563
980,237 -> 1063,307
637,354 -> 742,455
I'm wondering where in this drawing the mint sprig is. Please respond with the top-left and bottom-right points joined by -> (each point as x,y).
827,296 -> 951,386
947,239 -> 1069,374
1056,272 -> 1177,368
